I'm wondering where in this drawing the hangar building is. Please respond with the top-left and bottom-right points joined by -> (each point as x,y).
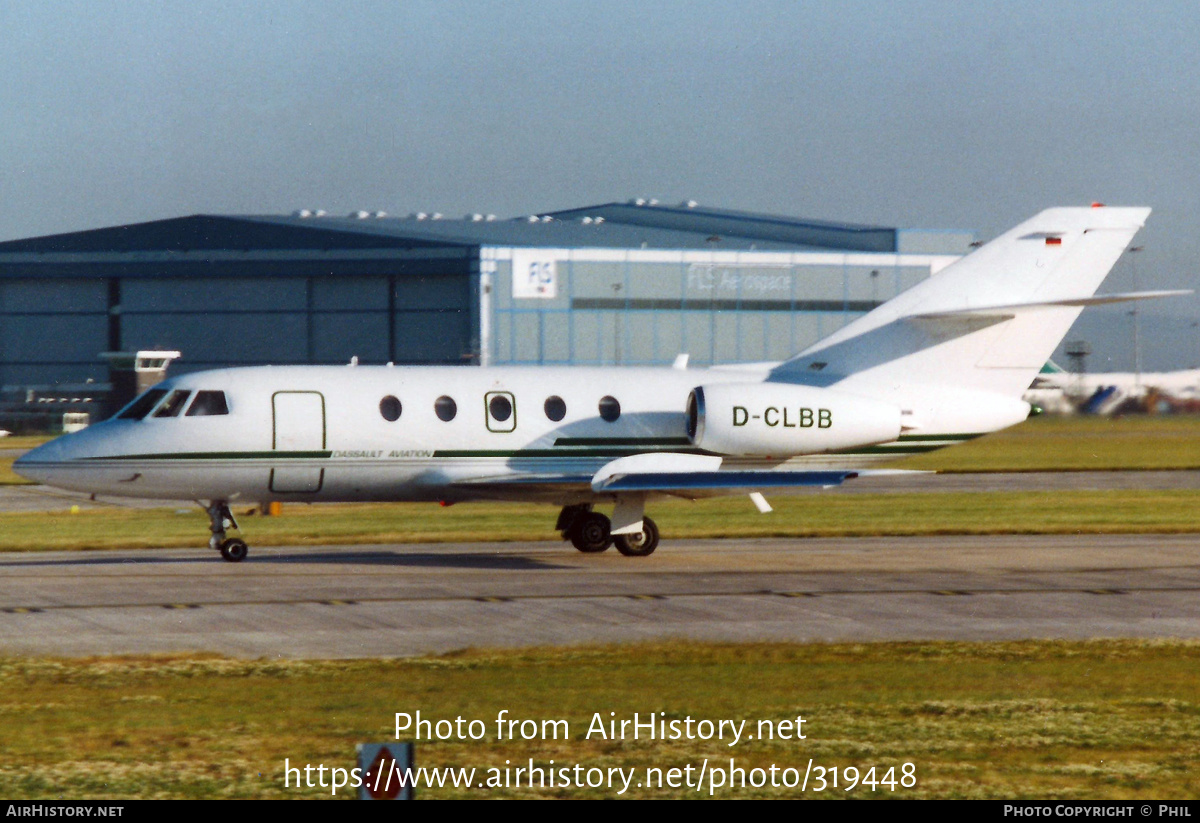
0,201 -> 972,423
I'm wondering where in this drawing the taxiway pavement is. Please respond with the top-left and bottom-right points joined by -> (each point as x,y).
1,533 -> 1197,658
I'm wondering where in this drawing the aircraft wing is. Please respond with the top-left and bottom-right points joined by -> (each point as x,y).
588,453 -> 934,497
590,453 -> 857,494
453,453 -> 922,501
593,469 -> 861,492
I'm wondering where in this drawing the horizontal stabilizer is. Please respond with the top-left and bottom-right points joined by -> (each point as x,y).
913,290 -> 1192,320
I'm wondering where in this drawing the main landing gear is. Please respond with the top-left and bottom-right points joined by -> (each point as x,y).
205,501 -> 248,562
557,502 -> 660,557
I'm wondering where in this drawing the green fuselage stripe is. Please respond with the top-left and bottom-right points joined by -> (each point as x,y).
553,437 -> 693,447
897,433 -> 984,442
432,448 -> 708,458
86,451 -> 333,461
77,435 -> 970,463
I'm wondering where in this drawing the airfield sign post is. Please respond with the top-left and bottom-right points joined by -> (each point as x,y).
356,742 -> 415,800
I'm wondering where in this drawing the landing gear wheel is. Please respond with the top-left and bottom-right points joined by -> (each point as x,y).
615,516 -> 659,557
219,538 -> 248,563
569,512 -> 612,553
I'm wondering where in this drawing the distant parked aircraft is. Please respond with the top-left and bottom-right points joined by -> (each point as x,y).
1025,360 -> 1200,414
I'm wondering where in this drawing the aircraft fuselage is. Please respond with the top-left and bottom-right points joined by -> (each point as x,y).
15,363 -> 1006,505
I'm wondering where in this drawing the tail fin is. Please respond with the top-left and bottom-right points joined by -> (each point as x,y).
771,206 -> 1152,399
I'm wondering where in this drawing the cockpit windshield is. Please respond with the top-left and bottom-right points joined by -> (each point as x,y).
115,388 -> 168,420
186,391 -> 229,416
153,390 -> 192,418
113,388 -> 229,420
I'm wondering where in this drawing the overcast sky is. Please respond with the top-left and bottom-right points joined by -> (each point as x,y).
3,0 -> 1198,368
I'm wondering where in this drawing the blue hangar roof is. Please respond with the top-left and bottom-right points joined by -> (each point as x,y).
0,201 -> 899,257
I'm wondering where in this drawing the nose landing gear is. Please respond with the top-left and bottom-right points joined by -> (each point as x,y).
205,501 -> 249,562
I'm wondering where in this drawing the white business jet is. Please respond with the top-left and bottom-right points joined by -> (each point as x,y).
17,206 -> 1170,561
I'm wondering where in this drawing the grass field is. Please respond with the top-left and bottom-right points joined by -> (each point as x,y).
1,641 -> 1197,799
897,414 -> 1200,472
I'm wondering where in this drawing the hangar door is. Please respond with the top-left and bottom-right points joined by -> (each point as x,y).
271,391 -> 326,493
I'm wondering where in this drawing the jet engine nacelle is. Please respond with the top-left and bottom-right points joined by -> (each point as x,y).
687,383 -> 903,456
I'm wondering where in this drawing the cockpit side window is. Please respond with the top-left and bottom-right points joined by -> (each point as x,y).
185,390 -> 230,416
153,390 -> 192,418
116,388 -> 168,420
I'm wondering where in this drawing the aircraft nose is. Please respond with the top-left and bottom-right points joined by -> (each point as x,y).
13,436 -> 77,485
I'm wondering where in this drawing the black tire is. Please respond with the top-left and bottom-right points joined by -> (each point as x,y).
220,538 -> 249,563
614,516 -> 659,557
569,512 -> 611,553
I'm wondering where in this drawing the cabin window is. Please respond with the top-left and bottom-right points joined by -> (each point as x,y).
544,395 -> 566,422
185,391 -> 229,416
435,395 -> 457,422
485,391 -> 516,433
598,395 -> 621,422
379,395 -> 402,422
488,394 -> 512,422
116,388 -> 168,420
153,390 -> 192,418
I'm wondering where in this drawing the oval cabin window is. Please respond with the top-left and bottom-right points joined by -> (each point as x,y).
379,395 -> 402,422
598,396 -> 621,422
435,395 -> 457,422
544,395 -> 566,422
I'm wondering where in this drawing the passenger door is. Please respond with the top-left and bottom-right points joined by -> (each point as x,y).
270,391 -> 326,493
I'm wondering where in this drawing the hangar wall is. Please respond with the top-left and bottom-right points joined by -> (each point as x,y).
0,254 -> 477,386
0,277 -> 111,385
484,247 -> 956,366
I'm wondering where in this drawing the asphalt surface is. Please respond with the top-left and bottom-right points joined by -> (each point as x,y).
1,533 -> 1197,658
